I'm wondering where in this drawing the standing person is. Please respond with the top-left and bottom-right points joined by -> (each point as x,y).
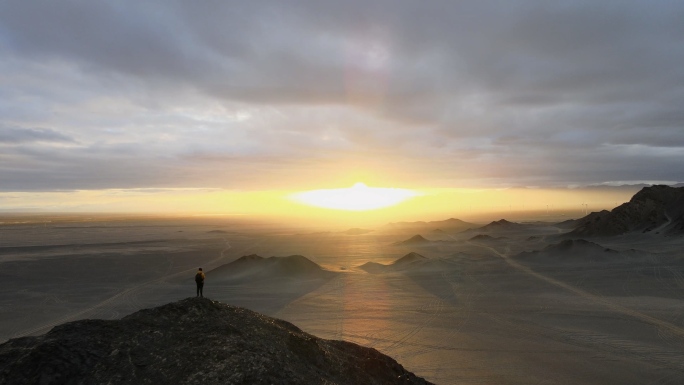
195,268 -> 205,297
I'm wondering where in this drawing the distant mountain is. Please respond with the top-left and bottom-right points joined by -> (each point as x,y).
556,211 -> 610,229
342,228 -> 374,235
569,185 -> 684,237
394,234 -> 431,246
469,219 -> 525,233
469,234 -> 508,241
359,252 -> 452,274
384,218 -> 477,233
0,298 -> 433,385
514,239 -> 621,263
392,252 -> 429,266
209,254 -> 335,281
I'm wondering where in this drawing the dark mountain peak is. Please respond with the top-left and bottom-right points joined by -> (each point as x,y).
570,185 -> 684,237
631,184 -> 682,204
0,298 -> 433,385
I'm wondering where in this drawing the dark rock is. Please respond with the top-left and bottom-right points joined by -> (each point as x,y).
570,185 -> 684,237
0,298 -> 433,385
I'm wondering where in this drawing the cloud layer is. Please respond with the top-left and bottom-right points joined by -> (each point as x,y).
1,0 -> 683,192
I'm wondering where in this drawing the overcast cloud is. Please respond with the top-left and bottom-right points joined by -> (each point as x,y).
1,0 -> 683,192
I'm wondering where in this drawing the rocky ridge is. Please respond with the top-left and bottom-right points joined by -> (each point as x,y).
0,298 -> 433,385
570,185 -> 684,237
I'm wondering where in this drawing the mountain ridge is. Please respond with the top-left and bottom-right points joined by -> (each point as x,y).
569,185 -> 684,236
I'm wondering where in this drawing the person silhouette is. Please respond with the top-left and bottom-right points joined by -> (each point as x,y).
195,268 -> 205,297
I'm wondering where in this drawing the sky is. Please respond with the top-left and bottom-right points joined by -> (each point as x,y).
1,1 -> 683,219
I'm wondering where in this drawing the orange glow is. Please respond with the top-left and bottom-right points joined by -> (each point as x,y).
290,183 -> 420,211
0,186 -> 638,228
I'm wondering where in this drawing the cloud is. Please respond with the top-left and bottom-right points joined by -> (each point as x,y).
0,126 -> 75,144
0,0 -> 683,192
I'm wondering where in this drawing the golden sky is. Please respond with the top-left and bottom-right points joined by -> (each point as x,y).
1,2 -> 683,220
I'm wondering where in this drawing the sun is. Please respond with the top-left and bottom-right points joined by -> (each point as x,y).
291,183 -> 419,211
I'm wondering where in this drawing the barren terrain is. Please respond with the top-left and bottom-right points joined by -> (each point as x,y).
2,215 -> 684,384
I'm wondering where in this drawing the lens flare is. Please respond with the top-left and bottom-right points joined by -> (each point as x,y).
291,183 -> 419,211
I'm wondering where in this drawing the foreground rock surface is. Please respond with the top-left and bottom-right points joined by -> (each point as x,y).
0,298 -> 433,385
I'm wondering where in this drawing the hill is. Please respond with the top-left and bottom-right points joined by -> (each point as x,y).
342,228 -> 374,235
209,254 -> 335,281
393,234 -> 432,246
474,219 -> 525,233
384,218 -> 477,233
359,252 -> 452,274
513,239 -> 622,263
569,185 -> 684,237
469,234 -> 508,242
0,298 -> 433,385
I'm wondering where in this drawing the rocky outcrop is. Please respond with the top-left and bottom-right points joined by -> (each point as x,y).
570,185 -> 684,237
0,298 -> 433,385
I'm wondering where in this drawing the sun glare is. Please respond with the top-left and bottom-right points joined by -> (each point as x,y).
291,182 -> 419,211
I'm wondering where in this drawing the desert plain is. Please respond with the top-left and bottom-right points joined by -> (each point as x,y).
1,214 -> 684,384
